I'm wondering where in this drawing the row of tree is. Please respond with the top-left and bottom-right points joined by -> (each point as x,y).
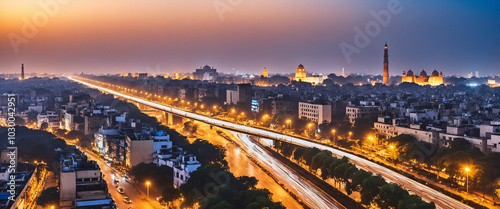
388,134 -> 500,198
275,143 -> 435,209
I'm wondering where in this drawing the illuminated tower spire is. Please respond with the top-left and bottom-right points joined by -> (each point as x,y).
262,67 -> 268,78
21,63 -> 25,80
383,43 -> 389,85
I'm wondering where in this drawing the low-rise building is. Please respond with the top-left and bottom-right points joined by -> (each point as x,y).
409,109 -> 438,123
346,106 -> 379,123
154,147 -> 201,188
125,131 -> 172,168
59,148 -> 114,209
37,111 -> 59,130
226,84 -> 252,106
298,102 -> 331,124
173,154 -> 201,188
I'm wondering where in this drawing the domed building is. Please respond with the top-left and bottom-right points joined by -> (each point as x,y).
416,70 -> 428,83
193,65 -> 218,81
292,64 -> 325,85
295,64 -> 307,79
428,69 -> 444,86
401,69 -> 443,86
402,70 -> 416,83
431,70 -> 440,77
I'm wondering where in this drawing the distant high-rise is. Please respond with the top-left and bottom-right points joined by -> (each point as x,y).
21,63 -> 25,80
383,43 -> 389,85
262,67 -> 268,78
342,67 -> 345,77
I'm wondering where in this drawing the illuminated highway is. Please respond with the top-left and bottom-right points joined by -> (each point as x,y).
69,76 -> 472,209
179,123 -> 303,209
232,132 -> 344,209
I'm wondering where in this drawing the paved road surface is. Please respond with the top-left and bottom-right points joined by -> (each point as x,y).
192,124 -> 302,209
81,147 -> 159,209
230,132 -> 345,209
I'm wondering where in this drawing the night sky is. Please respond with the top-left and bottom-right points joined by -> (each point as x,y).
1,0 -> 499,76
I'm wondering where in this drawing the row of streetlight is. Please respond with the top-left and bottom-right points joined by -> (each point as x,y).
79,77 -> 479,203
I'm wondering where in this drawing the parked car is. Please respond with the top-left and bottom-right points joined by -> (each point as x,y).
123,197 -> 132,204
117,187 -> 124,194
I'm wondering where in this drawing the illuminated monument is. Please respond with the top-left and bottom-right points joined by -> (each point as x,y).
402,69 -> 444,86
383,43 -> 389,85
261,67 -> 268,78
292,64 -> 324,84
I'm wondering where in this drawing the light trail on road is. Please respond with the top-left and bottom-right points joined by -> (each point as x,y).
69,76 -> 472,209
191,124 -> 303,209
232,132 -> 344,209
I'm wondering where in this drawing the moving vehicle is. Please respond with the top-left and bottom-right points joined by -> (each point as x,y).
123,197 -> 132,204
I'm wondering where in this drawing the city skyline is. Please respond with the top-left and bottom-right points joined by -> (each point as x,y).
3,2 -> 500,209
1,1 -> 500,75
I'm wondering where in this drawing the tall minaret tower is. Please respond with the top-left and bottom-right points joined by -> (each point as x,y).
383,43 -> 389,85
21,63 -> 25,80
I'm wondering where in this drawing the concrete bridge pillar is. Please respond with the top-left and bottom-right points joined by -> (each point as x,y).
166,112 -> 184,126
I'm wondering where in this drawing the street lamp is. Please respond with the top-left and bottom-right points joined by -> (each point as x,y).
389,145 -> 395,163
146,181 -> 150,200
331,129 -> 336,144
368,136 -> 374,156
465,167 -> 470,194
